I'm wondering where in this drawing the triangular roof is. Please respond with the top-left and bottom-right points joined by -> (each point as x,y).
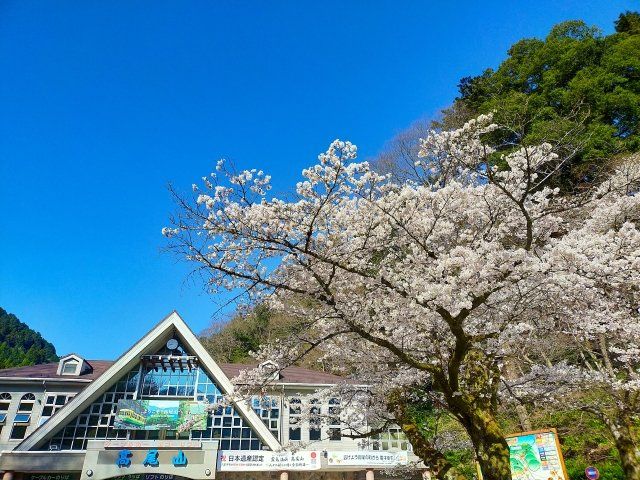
16,311 -> 281,451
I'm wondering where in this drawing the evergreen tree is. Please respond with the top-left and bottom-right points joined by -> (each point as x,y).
0,307 -> 58,368
443,12 -> 640,188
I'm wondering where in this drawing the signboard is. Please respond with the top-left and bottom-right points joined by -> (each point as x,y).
217,450 -> 321,471
114,399 -> 207,431
27,475 -> 79,480
327,451 -> 409,467
506,429 -> 569,480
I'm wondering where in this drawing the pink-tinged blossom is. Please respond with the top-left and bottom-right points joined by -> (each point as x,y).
165,116 -> 640,475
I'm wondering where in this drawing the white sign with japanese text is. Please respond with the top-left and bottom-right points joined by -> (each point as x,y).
326,451 -> 409,467
217,450 -> 321,471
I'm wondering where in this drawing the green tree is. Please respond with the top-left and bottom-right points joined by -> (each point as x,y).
442,12 -> 640,188
0,307 -> 58,368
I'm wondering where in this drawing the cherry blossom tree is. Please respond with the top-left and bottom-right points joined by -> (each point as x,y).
164,116 -> 640,480
506,159 -> 640,478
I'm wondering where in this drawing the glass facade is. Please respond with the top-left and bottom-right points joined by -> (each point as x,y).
41,339 -> 269,451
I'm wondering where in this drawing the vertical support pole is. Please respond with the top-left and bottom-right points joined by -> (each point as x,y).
366,469 -> 374,480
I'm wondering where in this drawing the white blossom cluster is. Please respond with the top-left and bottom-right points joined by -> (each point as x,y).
165,116 -> 640,448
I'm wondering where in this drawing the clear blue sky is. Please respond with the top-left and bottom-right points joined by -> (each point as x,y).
0,0 -> 634,360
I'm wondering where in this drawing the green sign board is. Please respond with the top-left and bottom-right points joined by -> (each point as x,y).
506,429 -> 568,480
114,399 -> 207,431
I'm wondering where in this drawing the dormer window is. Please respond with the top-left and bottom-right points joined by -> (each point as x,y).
258,361 -> 280,380
62,359 -> 79,375
56,354 -> 89,376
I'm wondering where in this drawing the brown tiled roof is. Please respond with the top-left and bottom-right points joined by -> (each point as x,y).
0,360 -> 113,381
220,363 -> 349,385
0,360 -> 347,385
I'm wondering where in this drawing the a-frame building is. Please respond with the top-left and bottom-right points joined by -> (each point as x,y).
1,312 -> 283,479
0,311 -> 414,480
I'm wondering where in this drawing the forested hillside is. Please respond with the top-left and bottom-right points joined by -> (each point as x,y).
201,305 -> 330,370
0,308 -> 58,368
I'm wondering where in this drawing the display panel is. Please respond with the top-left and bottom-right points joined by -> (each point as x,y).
506,429 -> 568,480
114,399 -> 207,431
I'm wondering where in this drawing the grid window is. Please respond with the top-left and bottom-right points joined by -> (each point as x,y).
40,394 -> 75,426
0,392 -> 11,413
140,366 -> 197,397
192,373 -> 263,450
251,396 -> 280,440
328,398 -> 341,441
288,398 -> 301,442
9,393 -> 35,438
45,369 -> 139,450
372,427 -> 412,451
309,398 -> 321,441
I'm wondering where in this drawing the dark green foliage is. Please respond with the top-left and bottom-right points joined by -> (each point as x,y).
449,12 -> 640,188
0,307 -> 58,368
615,11 -> 640,35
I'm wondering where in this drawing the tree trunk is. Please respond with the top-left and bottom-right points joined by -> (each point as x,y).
617,440 -> 640,480
515,405 -> 532,431
455,404 -> 512,480
388,391 -> 468,480
606,413 -> 640,480
400,420 -> 468,480
504,359 -> 532,431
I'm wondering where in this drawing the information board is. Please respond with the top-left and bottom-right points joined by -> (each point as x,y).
114,399 -> 207,431
506,429 -> 568,480
327,451 -> 408,467
217,450 -> 321,471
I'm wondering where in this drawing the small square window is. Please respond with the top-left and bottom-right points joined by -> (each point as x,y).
10,424 -> 27,439
62,360 -> 79,375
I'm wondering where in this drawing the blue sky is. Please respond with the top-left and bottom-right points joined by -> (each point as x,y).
0,0 -> 634,359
